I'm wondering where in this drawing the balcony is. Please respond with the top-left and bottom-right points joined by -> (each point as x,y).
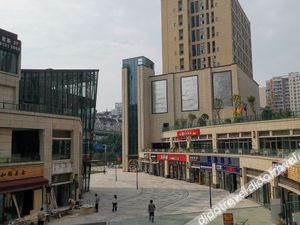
162,111 -> 300,132
143,148 -> 296,159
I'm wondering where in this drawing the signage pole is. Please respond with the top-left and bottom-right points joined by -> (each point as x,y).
209,171 -> 212,208
136,163 -> 139,190
104,144 -> 107,162
115,164 -> 117,182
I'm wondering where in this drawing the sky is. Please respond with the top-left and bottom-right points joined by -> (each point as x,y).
0,0 -> 299,111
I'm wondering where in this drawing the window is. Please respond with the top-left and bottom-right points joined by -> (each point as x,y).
178,0 -> 182,11
200,43 -> 205,54
52,140 -> 71,160
212,41 -> 216,53
212,26 -> 215,38
207,42 -> 211,54
211,0 -> 214,8
213,71 -> 232,107
181,76 -> 199,111
179,44 -> 184,55
180,58 -> 184,70
192,30 -> 196,42
207,27 -> 210,39
206,13 -> 210,25
206,0 -> 209,10
178,15 -> 183,26
192,45 -> 197,56
152,80 -> 168,113
0,49 -> 18,74
191,1 -> 195,13
179,29 -> 183,40
200,29 -> 205,39
211,11 -> 215,23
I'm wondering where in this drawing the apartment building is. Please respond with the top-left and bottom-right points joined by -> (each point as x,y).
161,0 -> 253,77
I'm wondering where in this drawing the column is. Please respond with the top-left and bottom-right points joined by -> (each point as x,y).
164,160 -> 169,178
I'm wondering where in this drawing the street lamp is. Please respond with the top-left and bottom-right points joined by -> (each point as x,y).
115,164 -> 117,182
208,171 -> 212,208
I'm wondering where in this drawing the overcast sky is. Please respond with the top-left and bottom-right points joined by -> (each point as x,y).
0,0 -> 299,111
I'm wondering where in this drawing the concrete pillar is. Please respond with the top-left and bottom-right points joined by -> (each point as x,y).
212,133 -> 217,152
186,157 -> 190,182
241,167 -> 247,186
164,160 -> 169,178
251,130 -> 259,151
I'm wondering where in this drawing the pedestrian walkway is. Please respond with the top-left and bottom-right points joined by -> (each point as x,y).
49,169 -> 270,225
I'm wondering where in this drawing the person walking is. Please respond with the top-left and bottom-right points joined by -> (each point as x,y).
95,194 -> 100,212
112,195 -> 117,212
37,207 -> 46,225
148,200 -> 156,223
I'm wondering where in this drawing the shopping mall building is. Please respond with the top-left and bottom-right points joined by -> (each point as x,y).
0,28 -> 95,223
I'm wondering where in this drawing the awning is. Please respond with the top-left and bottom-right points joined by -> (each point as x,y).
0,177 -> 48,192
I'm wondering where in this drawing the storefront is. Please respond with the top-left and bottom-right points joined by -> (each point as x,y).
141,153 -> 150,173
150,154 -> 159,176
51,162 -> 75,208
0,164 -> 47,224
157,154 -> 187,180
216,164 -> 241,192
189,155 -> 201,183
199,162 -> 212,186
246,168 -> 271,206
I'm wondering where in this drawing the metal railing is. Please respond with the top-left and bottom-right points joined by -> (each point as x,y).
0,153 -> 41,164
143,148 -> 297,158
0,101 -> 79,117
163,111 -> 300,132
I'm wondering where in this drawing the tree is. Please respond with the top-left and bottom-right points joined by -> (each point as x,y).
188,113 -> 197,127
261,106 -> 274,120
247,96 -> 256,116
213,98 -> 223,120
174,119 -> 180,128
231,94 -> 242,117
198,113 -> 209,126
180,117 -> 188,128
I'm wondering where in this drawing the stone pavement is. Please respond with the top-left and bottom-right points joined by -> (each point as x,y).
49,169 -> 269,225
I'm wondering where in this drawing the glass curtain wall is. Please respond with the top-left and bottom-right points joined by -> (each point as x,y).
19,69 -> 98,191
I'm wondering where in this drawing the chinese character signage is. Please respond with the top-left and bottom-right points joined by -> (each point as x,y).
0,164 -> 43,182
52,162 -> 72,175
157,154 -> 187,162
288,164 -> 300,183
0,32 -> 21,53
200,162 -> 212,170
189,155 -> 200,162
177,129 -> 200,137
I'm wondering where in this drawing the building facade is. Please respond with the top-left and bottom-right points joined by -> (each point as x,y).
266,72 -> 300,112
19,69 -> 98,192
0,29 -> 82,224
161,0 -> 252,77
122,57 -> 155,168
122,58 -> 259,171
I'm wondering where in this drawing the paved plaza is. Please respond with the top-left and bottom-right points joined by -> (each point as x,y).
49,169 -> 271,225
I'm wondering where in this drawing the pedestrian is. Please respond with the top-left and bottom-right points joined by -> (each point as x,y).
112,195 -> 117,212
148,200 -> 156,223
95,194 -> 100,212
37,207 -> 46,225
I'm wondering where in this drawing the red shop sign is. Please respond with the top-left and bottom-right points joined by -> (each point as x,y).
177,129 -> 200,137
157,154 -> 187,162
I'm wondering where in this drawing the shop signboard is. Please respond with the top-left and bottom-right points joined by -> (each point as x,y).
223,213 -> 234,225
200,162 -> 212,170
189,155 -> 200,162
52,162 -> 73,175
151,154 -> 157,160
177,129 -> 200,137
288,164 -> 300,183
0,30 -> 21,53
216,164 -> 240,174
272,162 -> 288,177
0,164 -> 43,182
157,154 -> 187,162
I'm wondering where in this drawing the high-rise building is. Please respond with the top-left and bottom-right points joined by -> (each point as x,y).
19,69 -> 99,191
122,57 -> 155,168
259,87 -> 266,108
161,0 -> 253,77
265,73 -> 300,112
112,102 -> 122,117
